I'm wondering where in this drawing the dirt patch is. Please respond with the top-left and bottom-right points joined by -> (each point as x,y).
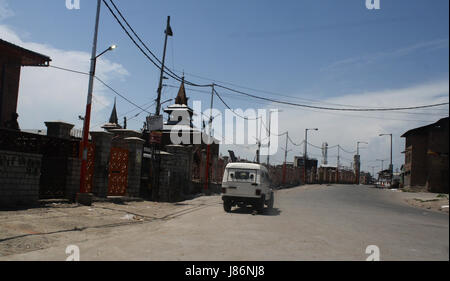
0,196 -> 220,257
405,194 -> 449,214
402,186 -> 429,193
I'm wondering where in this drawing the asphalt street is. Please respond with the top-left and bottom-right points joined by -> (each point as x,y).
1,184 -> 448,261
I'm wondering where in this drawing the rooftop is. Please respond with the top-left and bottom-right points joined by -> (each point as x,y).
401,117 -> 449,138
0,39 -> 51,66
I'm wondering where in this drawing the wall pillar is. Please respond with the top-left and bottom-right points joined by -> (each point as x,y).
90,131 -> 113,198
44,121 -> 74,139
124,137 -> 144,197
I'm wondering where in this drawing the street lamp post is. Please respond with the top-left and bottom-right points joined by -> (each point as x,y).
266,109 -> 281,167
379,133 -> 393,185
376,159 -> 386,171
304,128 -> 318,184
79,0 -> 117,195
356,141 -> 368,185
155,16 -> 173,116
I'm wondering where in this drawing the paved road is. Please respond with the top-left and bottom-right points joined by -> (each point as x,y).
1,185 -> 448,261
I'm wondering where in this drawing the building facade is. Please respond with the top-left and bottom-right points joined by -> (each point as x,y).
401,117 -> 449,193
0,39 -> 51,129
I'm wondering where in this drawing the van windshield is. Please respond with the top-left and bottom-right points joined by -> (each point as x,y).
227,169 -> 257,183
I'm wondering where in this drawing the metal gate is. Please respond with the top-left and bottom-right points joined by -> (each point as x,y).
108,147 -> 129,196
82,143 -> 95,193
38,137 -> 80,199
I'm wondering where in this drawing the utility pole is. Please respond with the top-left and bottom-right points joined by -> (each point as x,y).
380,133 -> 393,186
369,166 -> 377,180
155,16 -> 173,116
336,145 -> 340,184
266,115 -> 271,166
376,159 -> 385,171
256,116 -> 262,164
356,141 -> 368,185
266,110 -> 275,166
304,128 -> 318,184
204,84 -> 215,193
79,0 -> 102,195
282,132 -> 289,185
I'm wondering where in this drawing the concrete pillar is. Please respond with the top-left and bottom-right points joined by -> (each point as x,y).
125,137 -> 144,197
90,131 -> 113,198
45,121 -> 74,139
65,157 -> 81,202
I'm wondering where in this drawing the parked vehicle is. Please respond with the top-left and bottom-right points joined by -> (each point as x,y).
221,163 -> 274,213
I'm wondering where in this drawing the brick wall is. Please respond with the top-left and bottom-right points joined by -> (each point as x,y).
0,150 -> 42,207
268,166 -> 303,187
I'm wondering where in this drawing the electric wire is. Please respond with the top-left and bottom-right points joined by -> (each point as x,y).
104,0 -> 211,88
214,84 -> 449,112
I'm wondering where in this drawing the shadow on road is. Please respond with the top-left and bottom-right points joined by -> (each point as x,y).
231,207 -> 282,216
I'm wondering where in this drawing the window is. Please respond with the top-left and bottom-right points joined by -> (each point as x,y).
227,169 -> 257,183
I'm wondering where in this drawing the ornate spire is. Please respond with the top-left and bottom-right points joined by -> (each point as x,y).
109,98 -> 119,125
175,77 -> 188,105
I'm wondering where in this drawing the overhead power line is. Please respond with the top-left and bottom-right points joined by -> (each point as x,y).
214,84 -> 449,112
103,0 -> 211,88
213,88 -> 261,121
288,135 -> 304,147
50,65 -> 151,114
101,1 -> 448,114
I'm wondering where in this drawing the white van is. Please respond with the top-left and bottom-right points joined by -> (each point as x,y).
221,163 -> 274,213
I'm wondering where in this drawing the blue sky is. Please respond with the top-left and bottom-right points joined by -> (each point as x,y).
1,0 -> 449,172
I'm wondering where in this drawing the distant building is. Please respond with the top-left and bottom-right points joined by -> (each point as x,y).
160,78 -> 219,154
359,171 -> 372,185
102,98 -> 122,131
401,117 -> 449,193
0,39 -> 51,129
293,156 -> 318,183
318,164 -> 337,183
318,164 -> 357,184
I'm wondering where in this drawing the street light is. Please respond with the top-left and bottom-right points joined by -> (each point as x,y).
357,141 -> 368,155
379,133 -> 393,185
80,43 -> 118,195
79,2 -> 118,197
376,159 -> 387,171
155,16 -> 173,116
95,44 -> 117,59
304,128 -> 319,184
355,141 -> 368,185
266,109 -> 282,166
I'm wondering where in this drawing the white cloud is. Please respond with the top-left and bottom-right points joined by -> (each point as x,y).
0,24 -> 129,130
220,79 -> 449,174
0,0 -> 13,21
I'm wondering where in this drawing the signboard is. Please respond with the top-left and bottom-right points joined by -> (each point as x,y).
147,115 -> 163,131
150,131 -> 163,144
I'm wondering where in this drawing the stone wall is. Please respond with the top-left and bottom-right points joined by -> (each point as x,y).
124,137 -> 144,197
90,132 -> 113,198
158,145 -> 193,202
0,150 -> 42,208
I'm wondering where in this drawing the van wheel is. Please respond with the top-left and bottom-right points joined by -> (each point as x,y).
256,196 -> 265,213
267,192 -> 274,210
223,201 -> 232,213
